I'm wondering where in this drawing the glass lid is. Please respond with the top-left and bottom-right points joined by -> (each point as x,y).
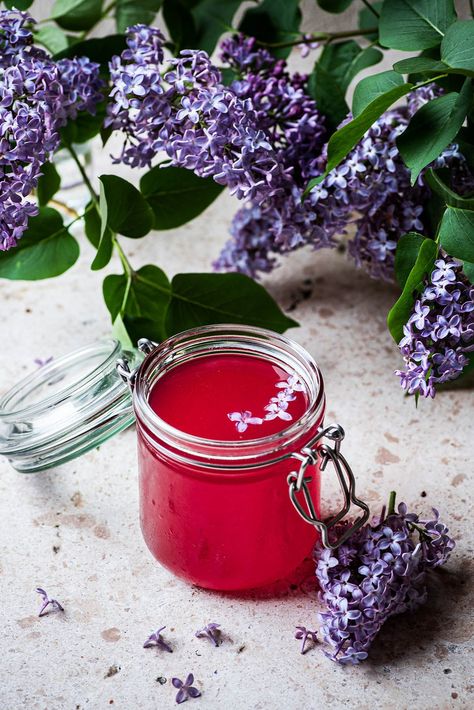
0,339 -> 140,473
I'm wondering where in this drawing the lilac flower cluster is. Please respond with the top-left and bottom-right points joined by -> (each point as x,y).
227,370 -> 304,433
396,257 -> 474,397
314,500 -> 455,664
0,10 -> 104,250
215,53 -> 473,280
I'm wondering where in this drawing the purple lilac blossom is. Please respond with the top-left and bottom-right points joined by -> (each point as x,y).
294,626 -> 318,654
172,674 -> 201,704
143,626 -> 173,652
195,622 -> 222,647
396,257 -> 474,397
36,587 -> 64,617
214,47 -> 473,280
314,500 -> 455,664
0,10 -> 104,250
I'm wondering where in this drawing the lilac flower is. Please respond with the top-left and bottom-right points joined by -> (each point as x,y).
0,9 -> 104,250
36,587 -> 64,617
294,626 -> 318,654
172,674 -> 201,704
143,626 -> 173,653
314,496 -> 455,664
264,401 -> 292,422
195,623 -> 221,647
34,356 -> 53,367
227,410 -> 263,433
396,257 -> 473,397
276,373 -> 304,392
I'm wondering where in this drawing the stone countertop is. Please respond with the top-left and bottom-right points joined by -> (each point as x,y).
0,185 -> 473,710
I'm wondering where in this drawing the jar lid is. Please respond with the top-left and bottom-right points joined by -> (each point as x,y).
0,339 -> 140,473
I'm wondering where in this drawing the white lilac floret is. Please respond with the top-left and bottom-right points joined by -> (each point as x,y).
314,496 -> 455,664
143,625 -> 173,652
0,10 -> 104,250
36,587 -> 64,617
172,674 -> 201,704
396,257 -> 474,398
227,371 -> 304,432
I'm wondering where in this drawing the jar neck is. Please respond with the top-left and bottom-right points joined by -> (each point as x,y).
133,325 -> 325,467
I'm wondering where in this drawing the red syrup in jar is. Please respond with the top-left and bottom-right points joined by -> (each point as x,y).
148,354 -> 309,441
137,352 -> 323,590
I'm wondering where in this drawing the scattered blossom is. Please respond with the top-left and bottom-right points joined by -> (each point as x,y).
227,410 -> 263,433
172,674 -> 201,704
396,257 -> 474,397
143,626 -> 173,652
314,498 -> 455,664
36,587 -> 64,617
195,623 -> 222,647
294,626 -> 318,654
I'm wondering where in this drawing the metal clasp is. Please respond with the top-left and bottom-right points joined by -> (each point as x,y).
287,424 -> 370,550
116,338 -> 158,391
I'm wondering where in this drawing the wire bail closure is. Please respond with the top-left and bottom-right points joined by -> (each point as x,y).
288,424 -> 370,550
116,339 -> 157,390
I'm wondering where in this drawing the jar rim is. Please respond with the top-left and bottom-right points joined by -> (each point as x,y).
133,325 -> 325,463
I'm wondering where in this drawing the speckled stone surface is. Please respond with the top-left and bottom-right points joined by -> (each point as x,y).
1,0 -> 474,703
1,182 -> 473,710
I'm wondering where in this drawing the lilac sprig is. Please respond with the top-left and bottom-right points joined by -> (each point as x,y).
294,626 -> 318,655
314,495 -> 455,664
396,257 -> 474,397
143,626 -> 173,652
0,10 -> 104,250
195,622 -> 222,647
172,674 -> 201,704
36,587 -> 64,617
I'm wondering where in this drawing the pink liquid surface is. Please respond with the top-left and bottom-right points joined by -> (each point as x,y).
148,353 -> 309,439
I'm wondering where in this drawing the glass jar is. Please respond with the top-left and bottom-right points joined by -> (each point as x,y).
118,325 -> 369,591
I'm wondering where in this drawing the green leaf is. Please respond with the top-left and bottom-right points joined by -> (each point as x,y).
103,265 -> 171,342
166,273 -> 298,335
308,41 -> 382,131
51,0 -> 103,32
425,168 -> 474,210
98,175 -> 154,238
191,0 -> 243,55
441,20 -> 474,75
379,0 -> 457,51
83,201 -> 101,247
37,163 -> 61,207
397,80 -> 472,184
394,232 -> 426,288
306,75 -> 412,192
393,56 -> 450,75
61,102 -> 107,145
352,70 -> 405,117
317,0 -> 353,12
140,166 -> 224,230
54,34 -> 127,66
438,207 -> 474,262
387,238 -> 438,343
34,25 -> 69,54
0,208 -> 79,280
239,0 -> 301,59
162,0 -> 197,53
91,188 -> 113,271
462,260 -> 474,284
115,0 -> 163,34
3,0 -> 33,8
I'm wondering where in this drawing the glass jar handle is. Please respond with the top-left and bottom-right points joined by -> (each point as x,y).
287,424 -> 370,550
116,339 -> 158,390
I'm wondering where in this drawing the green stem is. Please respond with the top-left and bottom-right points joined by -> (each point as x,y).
67,144 -> 100,209
114,237 -> 133,276
470,0 -> 474,18
387,491 -> 396,516
360,0 -> 380,19
256,27 -> 378,50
